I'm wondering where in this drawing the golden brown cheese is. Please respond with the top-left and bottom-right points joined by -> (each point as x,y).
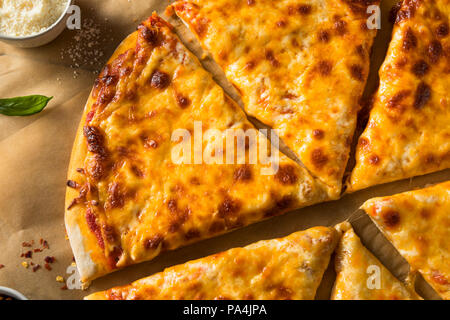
362,181 -> 450,300
332,222 -> 421,300
85,226 -> 339,300
171,0 -> 380,197
349,0 -> 450,191
65,13 -> 330,282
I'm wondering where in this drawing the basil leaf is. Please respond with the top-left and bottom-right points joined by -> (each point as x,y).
0,95 -> 53,116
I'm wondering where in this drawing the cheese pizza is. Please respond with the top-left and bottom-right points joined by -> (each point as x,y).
171,0 -> 380,197
332,222 -> 421,300
85,226 -> 340,300
348,0 -> 450,191
362,181 -> 450,300
65,13 -> 330,282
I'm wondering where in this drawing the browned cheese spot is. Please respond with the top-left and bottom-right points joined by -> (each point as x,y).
369,154 -> 380,165
402,28 -> 417,51
218,197 -> 241,218
382,210 -> 401,228
414,82 -> 432,109
411,60 -> 430,77
176,94 -> 191,108
436,22 -> 449,38
265,50 -> 280,67
388,90 -> 411,110
317,60 -> 333,76
350,64 -> 365,82
138,25 -> 159,45
334,19 -> 347,35
107,183 -> 125,209
144,234 -> 163,250
275,165 -> 298,185
428,40 -> 443,63
312,129 -> 324,140
234,165 -> 253,182
311,148 -> 329,169
298,4 -> 312,15
184,228 -> 201,240
318,30 -> 330,42
150,70 -> 171,89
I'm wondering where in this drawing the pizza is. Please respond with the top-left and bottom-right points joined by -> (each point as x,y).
65,13 -> 330,283
85,226 -> 340,300
171,0 -> 380,198
348,0 -> 450,192
362,181 -> 450,300
332,222 -> 421,300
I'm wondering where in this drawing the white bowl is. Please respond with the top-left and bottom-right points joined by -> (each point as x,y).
0,286 -> 28,300
0,0 -> 73,48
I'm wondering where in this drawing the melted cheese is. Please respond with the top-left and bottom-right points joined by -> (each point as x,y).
332,222 -> 421,300
349,0 -> 450,191
65,14 -> 329,282
85,226 -> 339,300
362,181 -> 450,300
172,0 -> 380,197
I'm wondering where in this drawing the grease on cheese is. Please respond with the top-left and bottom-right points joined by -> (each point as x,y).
85,226 -> 340,300
362,181 -> 450,300
0,0 -> 68,37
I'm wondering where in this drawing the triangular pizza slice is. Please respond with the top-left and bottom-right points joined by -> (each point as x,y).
65,13 -> 330,282
349,0 -> 450,191
332,222 -> 421,300
362,181 -> 450,300
85,226 -> 340,300
171,0 -> 380,197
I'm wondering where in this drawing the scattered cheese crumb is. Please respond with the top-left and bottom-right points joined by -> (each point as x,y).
21,261 -> 29,269
71,262 -> 76,267
0,0 -> 70,37
56,276 -> 64,283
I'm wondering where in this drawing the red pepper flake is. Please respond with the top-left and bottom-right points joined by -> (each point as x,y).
44,263 -> 52,271
41,240 -> 49,249
44,256 -> 56,264
34,248 -> 43,253
21,251 -> 33,259
0,264 -> 4,269
60,285 -> 68,290
32,265 -> 41,272
22,241 -> 33,247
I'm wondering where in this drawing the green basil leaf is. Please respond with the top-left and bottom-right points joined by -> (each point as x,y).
0,95 -> 53,116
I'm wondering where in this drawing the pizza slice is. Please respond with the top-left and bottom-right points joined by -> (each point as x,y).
85,226 -> 340,300
65,13 -> 330,282
171,0 -> 380,198
332,222 -> 421,300
348,0 -> 450,191
362,181 -> 450,300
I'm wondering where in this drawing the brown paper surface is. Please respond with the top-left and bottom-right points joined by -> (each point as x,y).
0,0 -> 447,300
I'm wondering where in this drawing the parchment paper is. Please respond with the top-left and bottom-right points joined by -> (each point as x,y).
0,0 -> 447,300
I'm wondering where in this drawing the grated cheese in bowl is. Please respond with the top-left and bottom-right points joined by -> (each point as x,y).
0,0 -> 69,37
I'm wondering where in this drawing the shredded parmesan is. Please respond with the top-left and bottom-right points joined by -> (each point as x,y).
0,0 -> 69,37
